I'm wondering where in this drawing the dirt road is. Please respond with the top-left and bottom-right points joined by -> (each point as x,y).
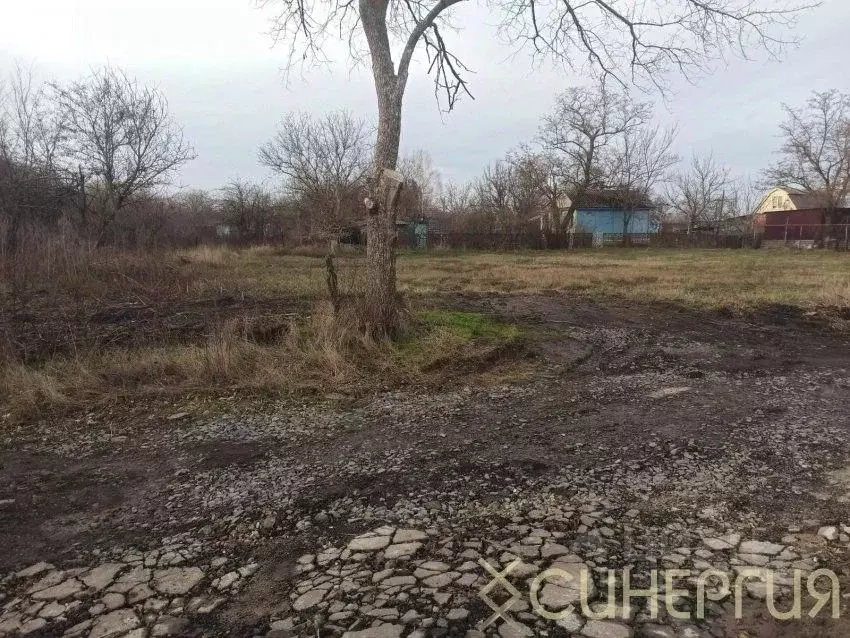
2,296 -> 849,637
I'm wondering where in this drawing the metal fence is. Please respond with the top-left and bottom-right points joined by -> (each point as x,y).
420,230 -> 757,251
377,224 -> 850,252
761,224 -> 850,249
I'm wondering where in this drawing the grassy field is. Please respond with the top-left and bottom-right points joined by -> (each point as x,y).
174,246 -> 850,311
400,249 -> 850,310
2,245 -> 848,422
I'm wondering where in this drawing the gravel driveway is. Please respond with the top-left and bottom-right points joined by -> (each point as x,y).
2,296 -> 849,637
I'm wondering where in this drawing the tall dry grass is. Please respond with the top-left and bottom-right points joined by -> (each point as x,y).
0,300 -> 515,422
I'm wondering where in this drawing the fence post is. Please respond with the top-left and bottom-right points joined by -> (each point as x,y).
845,225 -> 848,251
783,220 -> 788,243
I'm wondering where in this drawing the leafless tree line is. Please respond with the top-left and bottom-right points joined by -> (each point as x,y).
261,0 -> 812,331
5,65 -> 844,255
0,64 -> 195,253
766,89 -> 850,234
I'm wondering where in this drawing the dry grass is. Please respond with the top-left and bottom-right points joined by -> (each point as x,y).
3,243 -> 849,422
0,301 -> 521,422
398,249 -> 850,312
166,246 -> 850,312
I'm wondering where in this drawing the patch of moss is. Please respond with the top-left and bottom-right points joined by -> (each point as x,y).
415,310 -> 520,341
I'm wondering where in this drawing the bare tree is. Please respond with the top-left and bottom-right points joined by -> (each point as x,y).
435,180 -> 473,230
397,149 -> 441,217
474,161 -> 513,234
539,84 -> 651,229
52,67 -> 195,245
263,0 -> 811,331
667,154 -> 732,234
607,125 -> 678,239
0,64 -> 67,252
260,111 -> 371,240
765,89 -> 850,240
472,151 -> 552,235
505,150 -> 556,225
668,154 -> 757,238
219,179 -> 279,242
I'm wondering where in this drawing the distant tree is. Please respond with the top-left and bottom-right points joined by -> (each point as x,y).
0,64 -> 67,252
472,151 -> 553,234
435,180 -> 473,230
667,154 -> 732,234
668,154 -> 755,236
397,150 -> 441,218
606,125 -> 678,238
539,84 -> 651,229
765,90 -> 850,240
264,0 -> 811,332
509,149 -> 567,233
505,151 -> 554,224
474,161 -> 513,234
259,111 -> 371,239
52,67 -> 195,245
219,179 -> 279,242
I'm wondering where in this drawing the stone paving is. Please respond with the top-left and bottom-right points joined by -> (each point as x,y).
2,302 -> 850,636
1,537 -> 259,636
3,512 -> 847,637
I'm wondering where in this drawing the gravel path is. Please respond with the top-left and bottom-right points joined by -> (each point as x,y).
2,297 -> 849,637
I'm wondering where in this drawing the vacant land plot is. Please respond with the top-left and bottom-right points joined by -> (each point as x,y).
400,249 -> 850,311
2,247 -> 849,422
1,247 -> 849,638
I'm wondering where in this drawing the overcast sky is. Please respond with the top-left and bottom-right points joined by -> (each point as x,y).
2,0 -> 848,193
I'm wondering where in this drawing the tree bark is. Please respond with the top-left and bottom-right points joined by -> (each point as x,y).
361,0 -> 404,332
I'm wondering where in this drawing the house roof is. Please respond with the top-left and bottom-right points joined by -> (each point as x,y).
560,189 -> 655,210
760,186 -> 847,211
787,190 -> 830,210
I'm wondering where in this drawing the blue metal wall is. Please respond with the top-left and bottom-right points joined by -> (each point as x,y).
574,207 -> 656,234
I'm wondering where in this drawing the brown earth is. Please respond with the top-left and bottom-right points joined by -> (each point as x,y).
1,295 -> 849,637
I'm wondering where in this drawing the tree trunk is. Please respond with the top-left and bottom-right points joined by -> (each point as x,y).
364,85 -> 403,333
361,0 -> 404,333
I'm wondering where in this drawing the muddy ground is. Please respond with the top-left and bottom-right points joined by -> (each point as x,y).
1,295 -> 849,638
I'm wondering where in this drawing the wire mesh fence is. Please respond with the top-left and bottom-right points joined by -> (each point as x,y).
761,224 -> 850,249
404,226 -> 850,251
417,230 -> 760,251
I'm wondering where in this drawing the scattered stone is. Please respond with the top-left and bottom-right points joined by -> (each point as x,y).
648,387 -> 690,399
739,541 -> 784,556
82,563 -> 125,591
152,567 -> 205,595
341,625 -> 404,638
499,621 -> 535,637
347,533 -> 391,552
16,562 -> 54,579
394,529 -> 428,543
818,526 -> 839,541
582,619 -> 633,638
151,615 -> 190,636
102,592 -> 125,610
293,588 -> 326,611
30,578 -> 82,601
89,609 -> 139,638
384,542 -> 422,559
216,571 -> 240,590
19,618 -> 47,635
447,608 -> 469,621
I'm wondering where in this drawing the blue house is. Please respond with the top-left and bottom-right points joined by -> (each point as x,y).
567,191 -> 658,235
